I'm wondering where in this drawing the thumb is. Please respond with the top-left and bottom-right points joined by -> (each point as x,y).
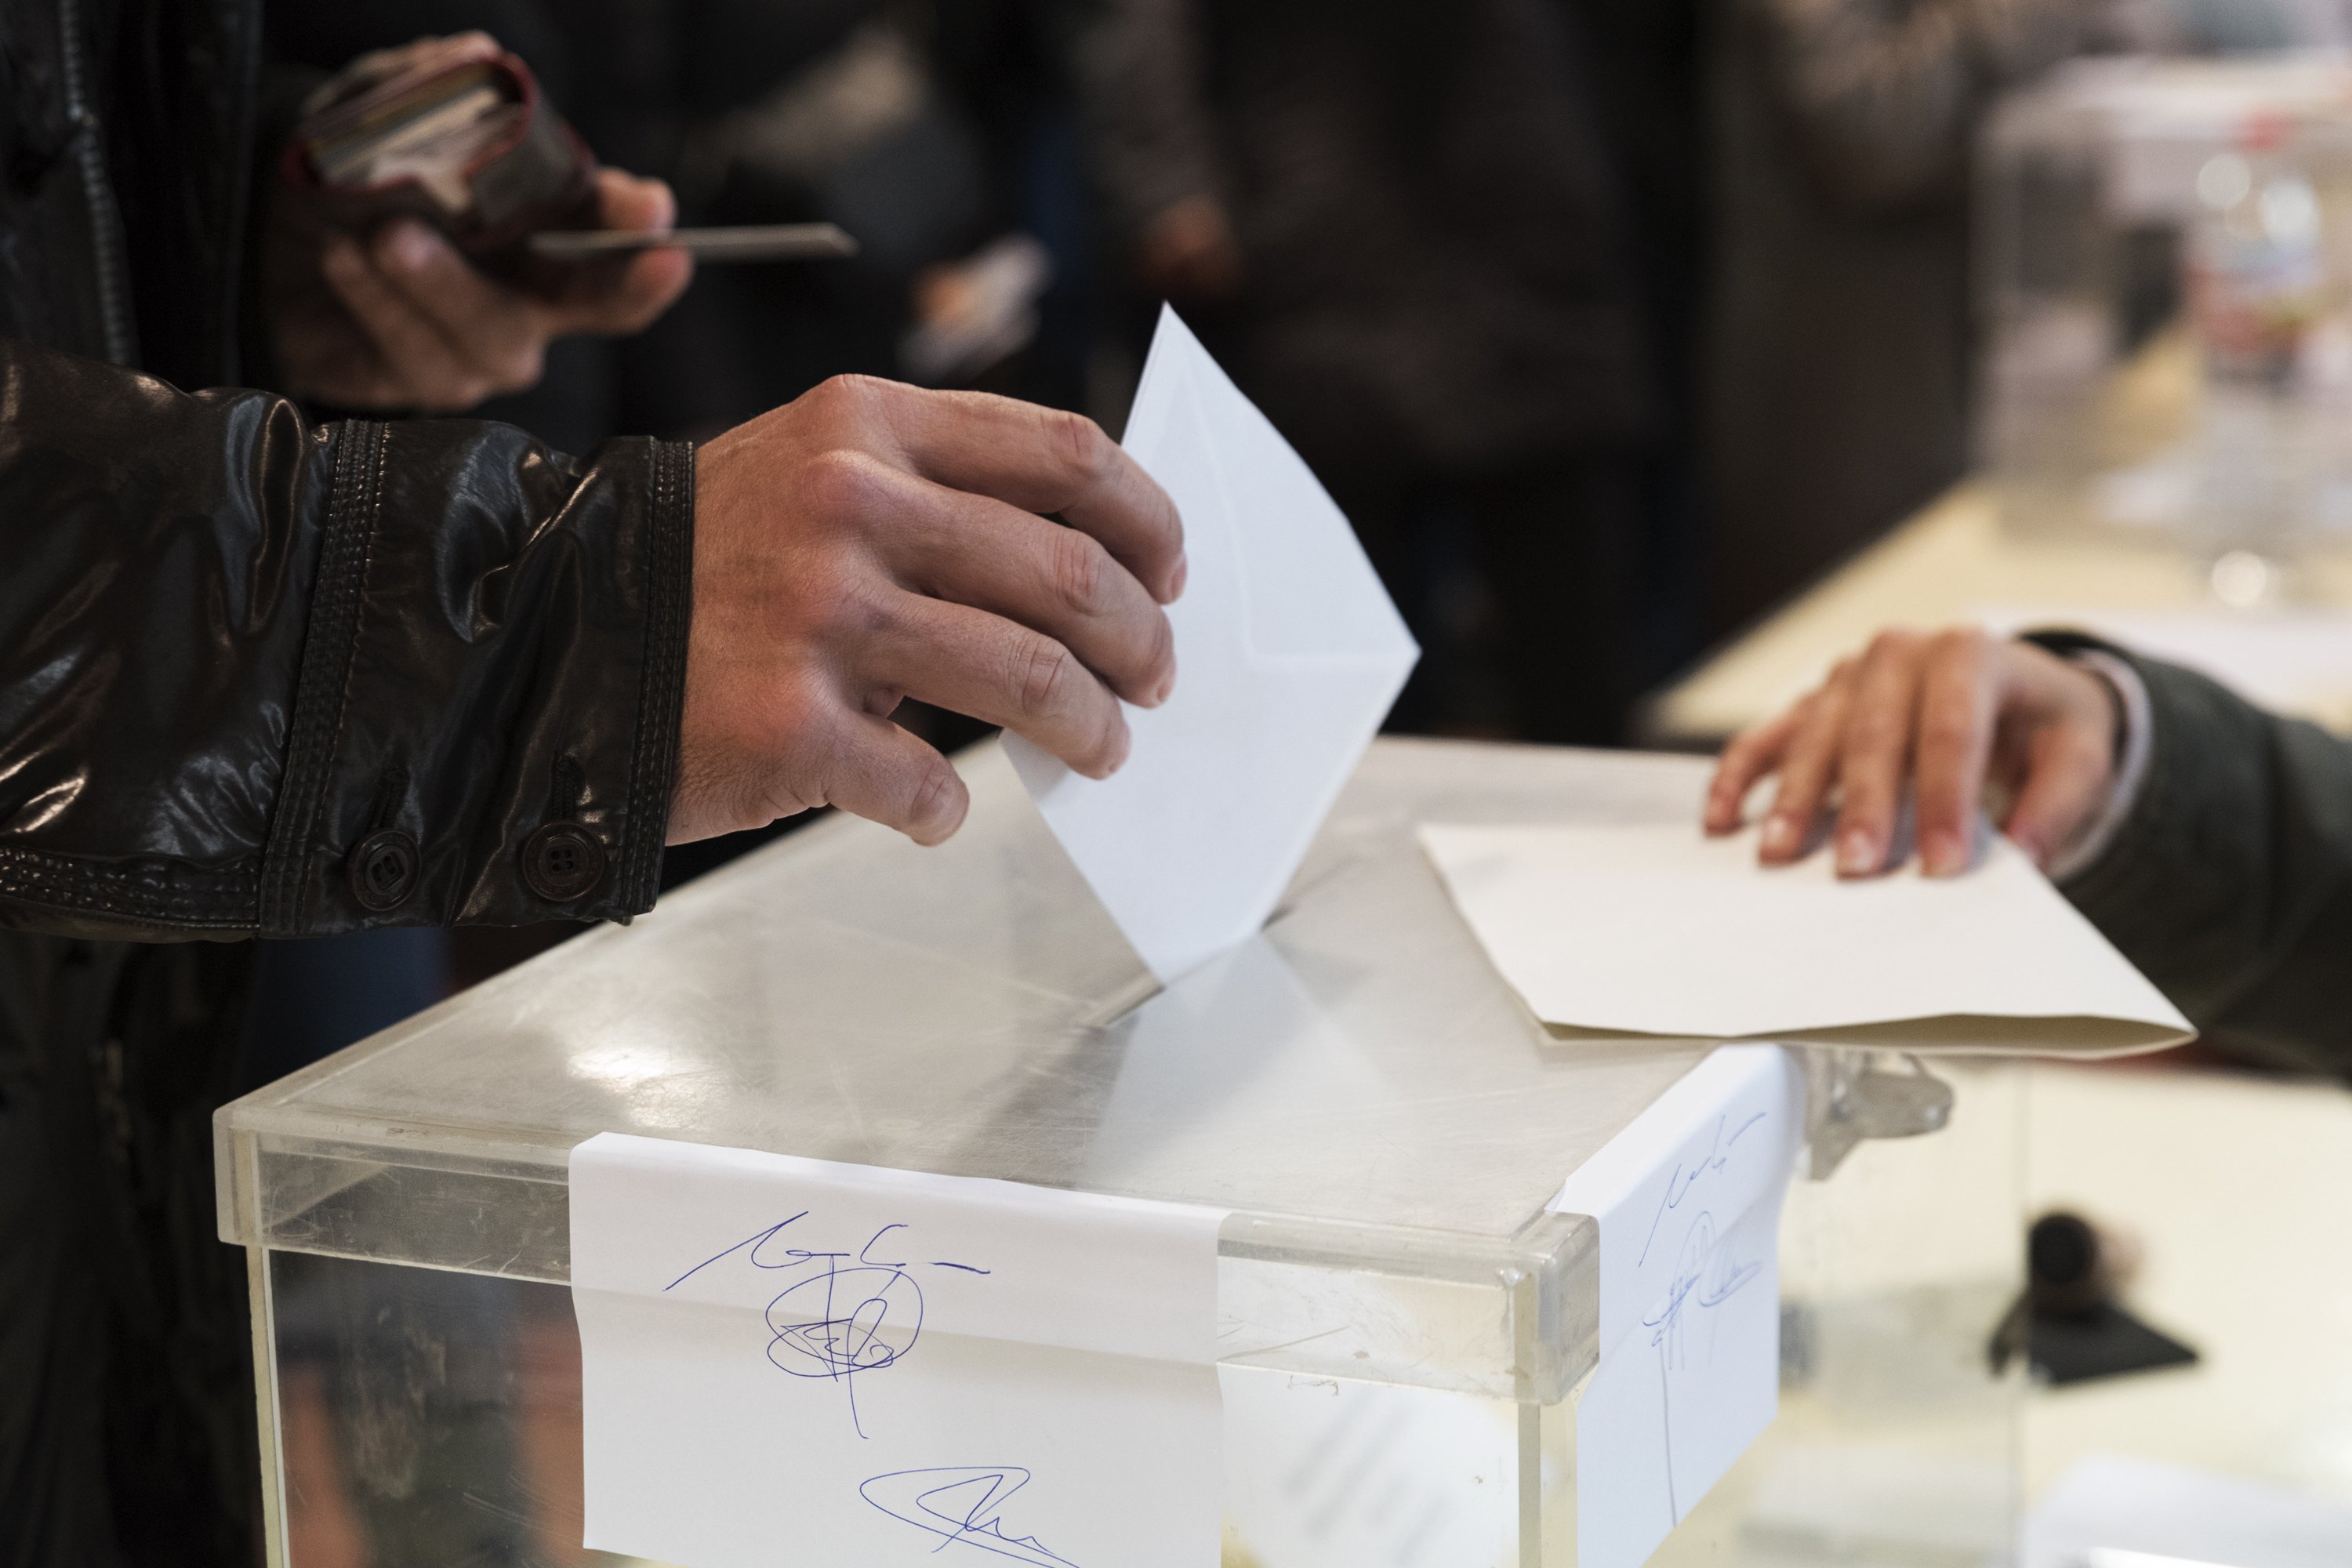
2002,730 -> 2114,869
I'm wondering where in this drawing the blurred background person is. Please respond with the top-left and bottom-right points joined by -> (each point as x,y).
1704,0 -> 2107,641
1704,0 -> 2352,642
270,0 -> 1084,445
1076,0 -> 1702,745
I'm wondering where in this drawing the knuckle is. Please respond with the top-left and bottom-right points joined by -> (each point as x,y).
1845,698 -> 1900,742
1015,635 -> 1076,717
1919,706 -> 1978,752
1047,531 -> 1113,619
906,755 -> 963,837
816,569 -> 897,643
724,675 -> 833,799
492,347 -> 544,394
1929,623 -> 1990,664
797,445 -> 892,524
1045,406 -> 1113,490
812,372 -> 890,430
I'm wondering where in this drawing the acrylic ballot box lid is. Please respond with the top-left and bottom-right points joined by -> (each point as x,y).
217,738 -> 1728,1405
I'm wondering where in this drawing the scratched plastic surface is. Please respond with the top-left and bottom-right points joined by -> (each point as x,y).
249,1075 -> 2024,1568
262,1250 -> 1563,1568
220,739 -> 2022,1566
221,739 -> 1736,1400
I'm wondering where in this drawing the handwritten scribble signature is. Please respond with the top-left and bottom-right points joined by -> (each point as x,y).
1636,1109 -> 1768,1269
1635,1207 -> 1766,1523
1629,1105 -> 1773,1524
666,1217 -> 989,1438
861,1466 -> 1083,1567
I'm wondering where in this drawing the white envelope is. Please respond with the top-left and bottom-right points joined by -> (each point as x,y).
1006,307 -> 1419,982
1419,820 -> 2194,1054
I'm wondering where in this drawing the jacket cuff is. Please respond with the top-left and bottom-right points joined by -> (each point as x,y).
2019,631 -> 2264,983
2040,648 -> 2151,884
260,425 -> 694,934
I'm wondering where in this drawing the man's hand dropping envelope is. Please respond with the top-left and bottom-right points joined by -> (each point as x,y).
1005,308 -> 1420,982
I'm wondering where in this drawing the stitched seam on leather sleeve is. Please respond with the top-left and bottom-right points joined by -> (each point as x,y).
0,846 -> 261,927
618,437 -> 695,913
259,420 -> 388,934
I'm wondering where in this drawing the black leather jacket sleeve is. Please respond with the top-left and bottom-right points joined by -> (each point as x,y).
2034,633 -> 2352,1077
0,337 -> 694,940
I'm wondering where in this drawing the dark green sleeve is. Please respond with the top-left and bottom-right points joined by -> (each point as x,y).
2041,637 -> 2352,1076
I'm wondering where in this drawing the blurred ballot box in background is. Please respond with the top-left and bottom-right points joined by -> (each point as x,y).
1657,53 -> 2352,754
1982,56 -> 2352,562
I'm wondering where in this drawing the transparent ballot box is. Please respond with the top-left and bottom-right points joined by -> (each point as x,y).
216,740 -> 2023,1568
1980,54 -> 2352,563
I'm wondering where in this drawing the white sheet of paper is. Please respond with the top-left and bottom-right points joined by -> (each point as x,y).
2023,1452 -> 2352,1568
1005,307 -> 1417,982
1418,820 -> 2190,1052
571,1132 -> 1227,1568
1550,1045 -> 1805,1568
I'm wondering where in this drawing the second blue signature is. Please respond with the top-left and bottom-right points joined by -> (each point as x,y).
861,1465 -> 1083,1567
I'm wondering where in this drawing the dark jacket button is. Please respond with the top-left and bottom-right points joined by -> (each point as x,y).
347,829 -> 420,912
522,822 -> 606,902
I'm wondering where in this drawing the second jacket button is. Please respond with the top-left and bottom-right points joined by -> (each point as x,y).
522,822 -> 606,902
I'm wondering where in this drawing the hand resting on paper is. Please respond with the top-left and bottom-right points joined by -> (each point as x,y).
676,376 -> 1185,847
1703,628 -> 2119,878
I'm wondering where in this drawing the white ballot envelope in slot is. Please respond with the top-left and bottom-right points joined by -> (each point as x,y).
1006,307 -> 1419,984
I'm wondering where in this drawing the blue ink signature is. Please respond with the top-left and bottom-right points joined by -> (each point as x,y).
1639,1202 -> 1766,1523
666,1218 -> 989,1438
1636,1109 -> 1769,1269
1640,1210 -> 1764,1370
861,1466 -> 1083,1566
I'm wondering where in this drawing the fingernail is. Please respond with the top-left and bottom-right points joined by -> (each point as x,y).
1759,814 -> 1797,858
1167,556 -> 1189,602
1102,724 -> 1133,775
1836,828 -> 1880,877
1921,829 -> 1965,877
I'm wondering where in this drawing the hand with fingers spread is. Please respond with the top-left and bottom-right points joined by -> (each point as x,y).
673,375 -> 1185,847
274,138 -> 691,411
1702,627 -> 2122,878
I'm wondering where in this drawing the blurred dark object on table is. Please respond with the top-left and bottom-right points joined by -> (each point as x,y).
1989,1209 -> 2200,1385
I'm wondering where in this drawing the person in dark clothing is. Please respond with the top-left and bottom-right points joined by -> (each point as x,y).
1704,625 -> 2352,1075
1076,0 -> 1680,743
1704,0 -> 2100,639
0,12 -> 1189,1566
